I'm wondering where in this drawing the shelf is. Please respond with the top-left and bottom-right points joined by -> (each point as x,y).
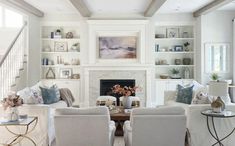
41,52 -> 80,54
41,65 -> 80,68
155,78 -> 194,81
155,51 -> 194,54
155,38 -> 194,41
155,65 -> 195,67
41,79 -> 80,81
42,38 -> 80,41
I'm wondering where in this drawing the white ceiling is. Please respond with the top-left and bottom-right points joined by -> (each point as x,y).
157,0 -> 214,14
219,1 -> 235,11
24,0 -> 77,14
84,0 -> 152,14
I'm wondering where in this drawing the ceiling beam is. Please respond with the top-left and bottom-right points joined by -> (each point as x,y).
144,0 -> 167,17
0,0 -> 44,17
193,0 -> 234,17
69,0 -> 91,17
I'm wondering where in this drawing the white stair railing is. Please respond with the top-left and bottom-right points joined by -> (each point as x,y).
0,22 -> 27,99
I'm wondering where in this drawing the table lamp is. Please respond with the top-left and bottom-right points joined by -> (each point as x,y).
209,81 -> 228,111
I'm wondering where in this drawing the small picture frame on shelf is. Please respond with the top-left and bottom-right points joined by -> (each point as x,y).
59,68 -> 72,79
174,45 -> 183,52
166,28 -> 179,38
54,42 -> 68,52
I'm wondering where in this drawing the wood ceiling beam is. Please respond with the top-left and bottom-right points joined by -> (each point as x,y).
0,0 -> 44,17
193,0 -> 234,17
69,0 -> 91,17
144,0 -> 167,17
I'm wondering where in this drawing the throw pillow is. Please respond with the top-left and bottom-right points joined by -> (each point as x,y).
191,91 -> 211,104
176,84 -> 194,104
40,85 -> 60,104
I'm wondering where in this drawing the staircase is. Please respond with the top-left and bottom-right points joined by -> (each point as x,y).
0,22 -> 27,98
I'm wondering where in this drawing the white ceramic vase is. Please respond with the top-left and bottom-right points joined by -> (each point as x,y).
5,107 -> 19,122
122,96 -> 132,109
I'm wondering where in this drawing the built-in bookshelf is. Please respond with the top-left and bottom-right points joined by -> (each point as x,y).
40,23 -> 81,80
154,24 -> 195,80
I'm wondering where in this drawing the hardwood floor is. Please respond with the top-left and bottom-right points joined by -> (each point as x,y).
114,136 -> 125,146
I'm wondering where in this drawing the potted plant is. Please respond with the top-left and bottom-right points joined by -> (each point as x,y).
210,73 -> 219,81
170,68 -> 181,79
111,85 -> 139,109
184,42 -> 190,51
1,92 -> 22,121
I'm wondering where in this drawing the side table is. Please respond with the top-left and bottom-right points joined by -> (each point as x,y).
201,110 -> 235,146
0,117 -> 38,146
110,112 -> 130,136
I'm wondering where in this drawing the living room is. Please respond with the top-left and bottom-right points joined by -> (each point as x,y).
0,0 -> 235,146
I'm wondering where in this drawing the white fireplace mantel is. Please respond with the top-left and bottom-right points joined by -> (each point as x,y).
81,66 -> 155,107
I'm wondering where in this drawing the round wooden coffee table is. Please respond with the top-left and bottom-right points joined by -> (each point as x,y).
110,112 -> 130,136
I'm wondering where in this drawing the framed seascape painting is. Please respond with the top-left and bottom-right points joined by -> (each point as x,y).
99,36 -> 137,59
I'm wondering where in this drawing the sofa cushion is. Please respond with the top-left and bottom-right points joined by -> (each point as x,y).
40,85 -> 60,104
55,106 -> 109,116
17,87 -> 43,104
132,106 -> 185,116
176,84 -> 194,104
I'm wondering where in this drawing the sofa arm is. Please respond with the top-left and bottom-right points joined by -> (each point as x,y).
123,121 -> 132,146
123,121 -> 132,132
109,120 -> 116,146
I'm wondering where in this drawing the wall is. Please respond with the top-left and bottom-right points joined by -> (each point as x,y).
197,11 -> 235,85
27,14 -> 41,86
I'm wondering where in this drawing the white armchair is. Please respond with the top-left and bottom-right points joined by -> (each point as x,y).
123,106 -> 186,146
54,106 -> 116,146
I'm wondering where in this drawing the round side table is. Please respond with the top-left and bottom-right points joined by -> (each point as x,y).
201,110 -> 235,146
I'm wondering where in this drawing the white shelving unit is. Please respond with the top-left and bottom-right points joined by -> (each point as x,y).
40,22 -> 81,105
154,23 -> 196,105
154,24 -> 196,80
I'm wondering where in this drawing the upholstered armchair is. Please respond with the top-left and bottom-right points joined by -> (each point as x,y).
54,106 -> 116,146
123,106 -> 186,146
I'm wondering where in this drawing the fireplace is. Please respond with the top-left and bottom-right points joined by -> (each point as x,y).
100,79 -> 135,105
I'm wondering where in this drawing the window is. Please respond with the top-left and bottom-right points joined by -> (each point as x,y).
5,9 -> 23,27
0,6 -> 2,27
204,43 -> 230,73
0,4 -> 23,28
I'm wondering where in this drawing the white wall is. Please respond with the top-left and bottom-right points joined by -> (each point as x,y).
27,14 -> 41,86
197,11 -> 235,85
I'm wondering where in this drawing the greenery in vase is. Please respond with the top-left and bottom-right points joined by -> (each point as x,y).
210,73 -> 219,81
171,68 -> 180,75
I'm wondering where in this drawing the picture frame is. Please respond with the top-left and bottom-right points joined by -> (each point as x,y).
98,36 -> 137,59
166,28 -> 179,38
174,45 -> 183,52
54,42 -> 68,52
59,68 -> 72,79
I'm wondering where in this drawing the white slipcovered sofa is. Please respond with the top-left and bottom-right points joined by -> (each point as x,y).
54,106 -> 116,146
123,106 -> 186,146
164,90 -> 235,146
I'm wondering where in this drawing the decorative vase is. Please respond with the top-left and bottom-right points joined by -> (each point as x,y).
122,96 -> 132,109
5,107 -> 19,122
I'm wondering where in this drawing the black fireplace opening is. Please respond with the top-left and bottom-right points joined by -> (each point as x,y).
100,79 -> 135,105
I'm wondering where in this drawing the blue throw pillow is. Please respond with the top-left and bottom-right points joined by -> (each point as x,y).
40,85 -> 60,104
176,84 -> 194,104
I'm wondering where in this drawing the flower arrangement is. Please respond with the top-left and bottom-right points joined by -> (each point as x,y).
1,92 -> 22,110
111,84 -> 139,97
